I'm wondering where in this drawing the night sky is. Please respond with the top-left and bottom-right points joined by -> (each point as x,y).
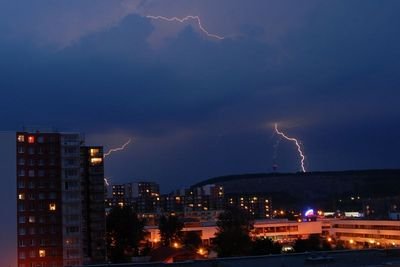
1,1 -> 400,266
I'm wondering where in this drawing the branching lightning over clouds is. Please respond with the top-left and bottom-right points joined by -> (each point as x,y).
274,123 -> 306,172
146,15 -> 225,40
104,138 -> 132,158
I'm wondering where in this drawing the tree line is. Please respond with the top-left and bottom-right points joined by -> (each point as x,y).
106,206 -> 333,263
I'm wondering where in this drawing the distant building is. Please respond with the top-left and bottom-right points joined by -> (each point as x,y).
16,131 -> 106,267
106,183 -> 134,208
225,193 -> 272,219
106,181 -> 161,214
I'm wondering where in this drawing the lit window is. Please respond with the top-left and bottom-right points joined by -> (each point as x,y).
39,249 -> 46,257
18,135 -> 25,142
29,216 -> 35,223
18,193 -> 25,200
90,148 -> 100,157
28,136 -> 35,143
90,157 -> 103,165
49,203 -> 56,211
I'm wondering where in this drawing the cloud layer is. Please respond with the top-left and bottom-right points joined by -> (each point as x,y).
1,2 -> 400,265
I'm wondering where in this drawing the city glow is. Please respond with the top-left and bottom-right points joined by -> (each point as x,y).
274,123 -> 306,172
104,138 -> 132,158
146,15 -> 225,40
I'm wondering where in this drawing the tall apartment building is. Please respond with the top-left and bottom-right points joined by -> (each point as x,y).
16,131 -> 106,267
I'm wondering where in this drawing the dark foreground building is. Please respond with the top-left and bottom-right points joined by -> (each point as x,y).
16,130 -> 106,267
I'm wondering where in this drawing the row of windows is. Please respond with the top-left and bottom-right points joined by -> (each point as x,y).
18,169 -> 49,177
336,232 -> 400,240
18,192 -> 57,200
18,203 -> 57,212
19,215 -> 57,224
19,238 -> 58,247
253,225 -> 299,234
18,180 -> 57,189
18,169 -> 80,178
18,158 -> 57,166
333,224 -> 400,231
19,225 -> 58,235
19,263 -> 61,267
17,146 -> 57,154
17,135 -> 41,143
18,248 -> 58,259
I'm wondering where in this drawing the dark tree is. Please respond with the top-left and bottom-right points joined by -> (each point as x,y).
213,208 -> 253,257
182,231 -> 203,249
158,214 -> 184,247
251,238 -> 282,255
294,234 -> 331,252
106,206 -> 146,263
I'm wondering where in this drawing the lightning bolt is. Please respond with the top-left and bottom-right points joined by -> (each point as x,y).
146,15 -> 225,40
274,123 -> 306,173
104,138 -> 132,158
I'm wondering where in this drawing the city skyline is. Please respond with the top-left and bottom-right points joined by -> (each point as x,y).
1,1 -> 400,266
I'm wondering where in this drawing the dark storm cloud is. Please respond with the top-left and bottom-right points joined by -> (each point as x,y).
0,1 -> 399,165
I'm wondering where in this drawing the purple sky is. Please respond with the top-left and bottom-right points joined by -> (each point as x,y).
1,1 -> 400,266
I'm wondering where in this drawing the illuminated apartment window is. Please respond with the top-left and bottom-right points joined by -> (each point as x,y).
18,135 -> 25,142
90,148 -> 100,157
18,193 -> 25,200
39,249 -> 46,257
28,136 -> 35,144
90,157 -> 103,165
49,203 -> 56,211
28,216 -> 35,223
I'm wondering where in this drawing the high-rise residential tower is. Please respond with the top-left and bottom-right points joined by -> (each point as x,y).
16,130 -> 106,267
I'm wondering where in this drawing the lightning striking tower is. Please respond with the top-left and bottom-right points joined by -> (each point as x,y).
146,15 -> 225,40
104,138 -> 132,158
274,123 -> 306,172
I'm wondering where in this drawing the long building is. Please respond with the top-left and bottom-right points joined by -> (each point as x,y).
145,219 -> 322,247
16,131 -> 106,267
